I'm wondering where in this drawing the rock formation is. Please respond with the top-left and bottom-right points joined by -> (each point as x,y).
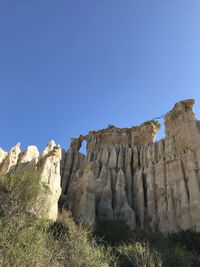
0,141 -> 61,221
1,99 -> 200,232
60,99 -> 200,232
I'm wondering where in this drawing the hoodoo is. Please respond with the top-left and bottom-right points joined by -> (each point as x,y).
1,99 -> 200,232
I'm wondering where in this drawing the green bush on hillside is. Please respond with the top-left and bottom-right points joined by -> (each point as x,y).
116,242 -> 162,267
0,169 -> 114,267
1,169 -> 200,267
94,220 -> 200,267
0,168 -> 42,211
94,219 -> 133,245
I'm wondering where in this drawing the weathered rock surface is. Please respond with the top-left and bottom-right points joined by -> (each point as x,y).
37,141 -> 62,221
60,99 -> 200,232
0,143 -> 21,175
1,99 -> 200,232
0,148 -> 7,164
0,141 -> 61,221
16,145 -> 39,171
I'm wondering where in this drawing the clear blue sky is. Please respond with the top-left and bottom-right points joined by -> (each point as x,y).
0,0 -> 200,152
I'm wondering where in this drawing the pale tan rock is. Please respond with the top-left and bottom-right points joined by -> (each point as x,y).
61,148 -> 74,193
75,163 -> 96,224
186,149 -> 200,230
110,168 -> 117,193
125,147 -> 132,168
132,146 -> 139,170
0,141 -> 61,222
165,99 -> 200,156
36,141 -> 62,221
72,152 -> 80,172
165,99 -> 195,137
62,171 -> 80,212
142,144 -> 148,167
108,147 -> 117,169
164,137 -> 176,161
40,140 -> 56,158
60,149 -> 66,176
95,164 -> 109,204
58,99 -> 200,232
0,143 -> 21,175
155,159 -> 168,232
16,145 -> 39,171
139,144 -> 148,167
70,136 -> 82,151
0,148 -> 7,165
117,146 -> 124,169
101,148 -> 109,165
126,164 -> 133,207
157,140 -> 164,161
165,162 -> 178,232
146,162 -> 157,229
77,190 -> 95,224
94,159 -> 101,178
118,202 -> 136,230
114,169 -> 136,230
2,99 -> 200,233
179,175 -> 191,230
78,153 -> 87,176
97,167 -> 113,220
98,164 -> 111,187
146,143 -> 156,165
168,158 -> 191,230
121,132 -> 128,144
134,168 -> 145,227
139,146 -> 144,168
131,121 -> 158,147
114,169 -> 127,211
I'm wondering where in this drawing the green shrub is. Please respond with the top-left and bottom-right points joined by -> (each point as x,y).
116,242 -> 162,267
0,213 -> 49,266
130,228 -> 200,267
150,120 -> 161,130
0,170 -> 115,267
94,219 -> 133,245
0,169 -> 48,266
163,245 -> 193,267
47,212 -> 115,267
133,227 -> 166,247
1,169 -> 200,267
167,230 -> 200,254
0,168 -> 42,210
107,124 -> 116,129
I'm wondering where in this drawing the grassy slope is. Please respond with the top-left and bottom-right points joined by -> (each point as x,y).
0,169 -> 200,267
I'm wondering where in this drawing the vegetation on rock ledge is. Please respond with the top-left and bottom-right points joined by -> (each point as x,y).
150,119 -> 161,130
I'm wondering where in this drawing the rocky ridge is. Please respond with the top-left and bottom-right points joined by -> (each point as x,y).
0,140 -> 61,221
1,99 -> 200,232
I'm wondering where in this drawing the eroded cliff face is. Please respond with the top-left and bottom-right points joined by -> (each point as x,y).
0,141 -> 61,221
60,99 -> 200,232
1,99 -> 200,232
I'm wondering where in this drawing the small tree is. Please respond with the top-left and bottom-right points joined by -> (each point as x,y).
107,124 -> 116,129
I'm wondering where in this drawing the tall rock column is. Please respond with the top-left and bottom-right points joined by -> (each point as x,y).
37,140 -> 62,221
114,169 -> 136,230
0,143 -> 21,175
